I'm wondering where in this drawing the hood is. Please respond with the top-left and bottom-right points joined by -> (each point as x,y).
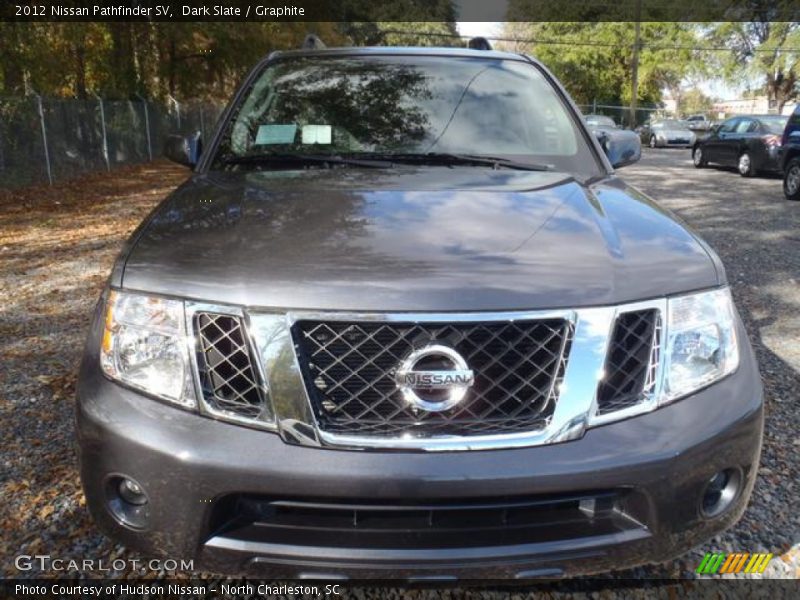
120,168 -> 720,311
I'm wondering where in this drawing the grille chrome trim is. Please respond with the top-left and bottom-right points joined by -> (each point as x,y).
185,302 -> 278,432
588,298 -> 668,428
595,309 -> 661,415
183,300 -> 667,451
195,312 -> 267,419
292,317 -> 574,437
247,308 -> 617,451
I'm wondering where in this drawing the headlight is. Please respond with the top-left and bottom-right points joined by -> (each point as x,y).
662,288 -> 739,403
101,290 -> 196,408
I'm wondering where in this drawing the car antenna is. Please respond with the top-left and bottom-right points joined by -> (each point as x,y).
468,37 -> 492,51
302,34 -> 326,49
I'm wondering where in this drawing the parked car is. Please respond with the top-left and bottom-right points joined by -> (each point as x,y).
780,104 -> 800,200
686,114 -> 713,132
584,114 -> 618,129
77,43 -> 762,579
584,114 -> 642,167
640,119 -> 696,148
693,114 -> 788,177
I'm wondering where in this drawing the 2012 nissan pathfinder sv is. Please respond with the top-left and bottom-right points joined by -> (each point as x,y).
76,44 -> 764,580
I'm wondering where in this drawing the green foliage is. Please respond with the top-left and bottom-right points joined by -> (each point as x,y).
680,88 -> 714,116
0,14 -> 456,101
705,20 -> 800,111
502,21 -> 702,113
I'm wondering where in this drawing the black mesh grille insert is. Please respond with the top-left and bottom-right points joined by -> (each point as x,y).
209,491 -> 641,552
195,313 -> 266,419
596,309 -> 660,415
292,319 -> 573,436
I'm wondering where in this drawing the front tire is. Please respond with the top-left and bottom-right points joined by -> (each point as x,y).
693,146 -> 707,168
784,157 -> 800,200
738,152 -> 755,177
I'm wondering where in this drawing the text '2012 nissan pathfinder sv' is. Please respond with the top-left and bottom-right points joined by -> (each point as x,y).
77,45 -> 763,580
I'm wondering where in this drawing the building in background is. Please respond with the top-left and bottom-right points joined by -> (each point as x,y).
713,96 -> 797,117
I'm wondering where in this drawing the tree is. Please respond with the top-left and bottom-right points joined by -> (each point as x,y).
0,17 -> 458,101
707,21 -> 800,113
679,88 -> 714,116
340,0 -> 457,45
501,22 -> 702,124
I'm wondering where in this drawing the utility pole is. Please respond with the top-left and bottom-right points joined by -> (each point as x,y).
629,0 -> 642,128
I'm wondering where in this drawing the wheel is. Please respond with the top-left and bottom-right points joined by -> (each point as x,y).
738,152 -> 755,177
693,146 -> 706,168
784,157 -> 800,200
649,135 -> 657,149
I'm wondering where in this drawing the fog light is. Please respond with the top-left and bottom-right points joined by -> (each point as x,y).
118,478 -> 148,506
700,468 -> 741,518
105,475 -> 149,529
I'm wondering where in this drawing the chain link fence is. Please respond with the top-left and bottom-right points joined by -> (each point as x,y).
0,96 -> 223,188
576,104 -> 670,129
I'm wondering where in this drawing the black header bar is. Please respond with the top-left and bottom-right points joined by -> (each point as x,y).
2,0 -> 800,22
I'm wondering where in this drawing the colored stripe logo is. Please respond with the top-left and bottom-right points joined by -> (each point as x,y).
696,552 -> 773,574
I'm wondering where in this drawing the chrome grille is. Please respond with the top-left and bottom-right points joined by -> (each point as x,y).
596,309 -> 660,415
292,319 -> 573,436
194,312 -> 267,419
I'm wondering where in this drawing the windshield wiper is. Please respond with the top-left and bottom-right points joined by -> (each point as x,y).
222,151 -> 552,172
363,152 -> 553,171
222,153 -> 393,169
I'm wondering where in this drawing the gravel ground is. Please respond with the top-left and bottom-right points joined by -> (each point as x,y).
0,151 -> 797,591
619,149 -> 800,580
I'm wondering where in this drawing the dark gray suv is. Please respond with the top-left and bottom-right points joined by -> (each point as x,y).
76,46 -> 763,579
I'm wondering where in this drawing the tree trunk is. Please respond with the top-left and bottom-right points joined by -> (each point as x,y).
110,23 -> 137,97
0,23 -> 26,94
74,41 -> 87,99
168,34 -> 177,96
767,70 -> 798,114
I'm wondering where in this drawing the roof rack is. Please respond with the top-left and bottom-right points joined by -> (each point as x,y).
302,34 -> 326,50
468,37 -> 493,51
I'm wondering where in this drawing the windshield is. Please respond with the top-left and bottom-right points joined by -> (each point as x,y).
211,55 -> 599,175
759,116 -> 788,134
585,115 -> 616,128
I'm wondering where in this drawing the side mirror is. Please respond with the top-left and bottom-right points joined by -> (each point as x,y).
596,130 -> 641,169
164,132 -> 202,167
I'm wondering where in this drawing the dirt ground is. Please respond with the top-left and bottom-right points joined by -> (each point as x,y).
0,160 -> 191,577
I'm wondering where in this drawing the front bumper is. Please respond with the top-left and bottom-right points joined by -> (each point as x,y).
76,337 -> 763,580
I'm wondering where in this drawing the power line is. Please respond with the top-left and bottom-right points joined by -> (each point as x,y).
381,29 -> 800,53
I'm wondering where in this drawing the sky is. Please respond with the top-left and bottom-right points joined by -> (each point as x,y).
456,22 -> 502,39
455,22 -> 744,101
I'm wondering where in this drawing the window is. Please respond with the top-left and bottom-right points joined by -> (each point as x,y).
719,119 -> 738,133
758,116 -> 788,134
211,55 -> 600,175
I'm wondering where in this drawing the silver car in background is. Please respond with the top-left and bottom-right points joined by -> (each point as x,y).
640,119 -> 697,148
